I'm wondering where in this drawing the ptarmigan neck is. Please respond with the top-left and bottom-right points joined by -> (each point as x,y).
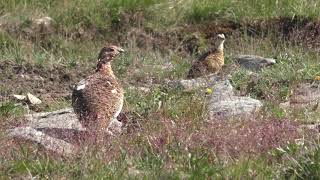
96,62 -> 115,77
216,42 -> 224,52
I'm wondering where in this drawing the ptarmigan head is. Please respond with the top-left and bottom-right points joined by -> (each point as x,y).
98,45 -> 124,63
96,45 -> 124,71
214,34 -> 225,50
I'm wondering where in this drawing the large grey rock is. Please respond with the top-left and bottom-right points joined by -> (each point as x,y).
209,96 -> 263,118
208,80 -> 263,119
235,55 -> 276,71
7,127 -> 78,155
25,108 -> 84,130
7,108 -> 123,156
166,75 -> 262,118
209,79 -> 234,101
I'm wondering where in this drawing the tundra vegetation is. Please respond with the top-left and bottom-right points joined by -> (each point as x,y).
1,0 -> 320,179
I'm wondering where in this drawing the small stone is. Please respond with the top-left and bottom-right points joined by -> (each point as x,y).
27,93 -> 42,105
235,55 -> 276,71
128,167 -> 144,177
19,74 -> 31,80
13,94 -> 26,101
33,75 -> 45,81
34,16 -> 53,26
29,16 -> 54,35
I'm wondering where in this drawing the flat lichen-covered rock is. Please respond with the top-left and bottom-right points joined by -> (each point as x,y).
207,80 -> 263,119
7,108 -> 124,156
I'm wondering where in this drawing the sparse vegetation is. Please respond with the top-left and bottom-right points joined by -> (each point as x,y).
1,0 -> 320,179
185,0 -> 320,23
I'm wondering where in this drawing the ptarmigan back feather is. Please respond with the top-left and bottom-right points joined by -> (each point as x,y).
187,34 -> 225,79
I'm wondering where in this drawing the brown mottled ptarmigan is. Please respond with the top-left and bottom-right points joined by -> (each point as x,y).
72,45 -> 124,143
187,34 -> 225,79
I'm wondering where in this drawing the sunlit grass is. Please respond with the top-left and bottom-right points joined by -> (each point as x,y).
184,0 -> 320,23
1,0 -> 320,179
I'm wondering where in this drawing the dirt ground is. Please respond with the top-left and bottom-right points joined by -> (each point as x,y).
1,16 -> 320,104
0,61 -> 92,102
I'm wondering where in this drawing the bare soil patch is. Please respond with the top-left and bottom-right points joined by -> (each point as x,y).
0,61 -> 93,102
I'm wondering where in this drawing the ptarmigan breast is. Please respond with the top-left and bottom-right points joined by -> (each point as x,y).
72,74 -> 123,126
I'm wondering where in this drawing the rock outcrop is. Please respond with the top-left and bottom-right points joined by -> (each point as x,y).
235,55 -> 276,71
7,108 -> 123,156
207,80 -> 263,119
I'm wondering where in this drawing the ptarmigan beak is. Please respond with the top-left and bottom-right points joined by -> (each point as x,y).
118,48 -> 125,53
217,34 -> 225,40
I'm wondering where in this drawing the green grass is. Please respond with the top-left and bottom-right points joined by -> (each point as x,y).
1,29 -> 320,179
1,0 -> 319,35
185,0 -> 320,22
0,32 -> 319,179
284,144 -> 320,179
5,143 -> 317,179
1,0 -> 320,179
0,101 -> 25,119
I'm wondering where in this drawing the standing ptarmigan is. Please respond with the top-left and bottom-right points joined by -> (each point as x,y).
72,45 -> 124,143
187,34 -> 225,79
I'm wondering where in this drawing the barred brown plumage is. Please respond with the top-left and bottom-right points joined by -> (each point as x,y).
187,34 -> 225,79
72,45 -> 124,143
